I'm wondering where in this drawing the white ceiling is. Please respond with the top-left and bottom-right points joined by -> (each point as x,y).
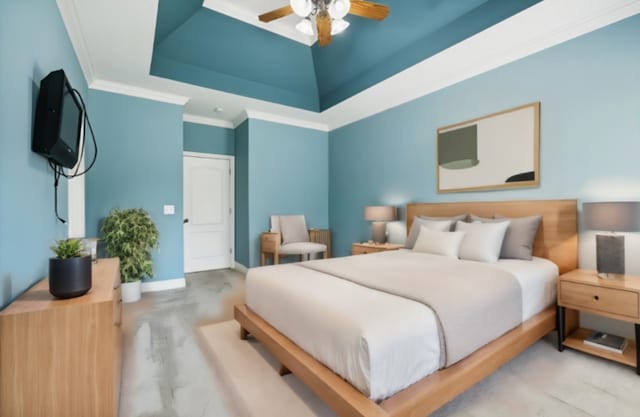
202,0 -> 316,45
57,0 -> 640,131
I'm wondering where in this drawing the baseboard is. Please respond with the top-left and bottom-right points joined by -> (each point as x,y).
233,262 -> 248,274
141,277 -> 186,293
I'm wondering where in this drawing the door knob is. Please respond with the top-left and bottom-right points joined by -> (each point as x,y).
183,218 -> 189,224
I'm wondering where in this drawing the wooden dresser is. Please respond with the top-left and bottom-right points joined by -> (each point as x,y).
0,258 -> 123,417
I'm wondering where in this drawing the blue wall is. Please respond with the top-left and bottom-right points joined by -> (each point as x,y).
0,0 -> 87,308
235,121 -> 250,266
329,14 -> 640,258
233,119 -> 329,267
85,90 -> 184,281
183,122 -> 234,155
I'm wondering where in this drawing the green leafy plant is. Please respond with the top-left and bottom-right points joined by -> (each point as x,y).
51,238 -> 84,259
100,208 -> 160,283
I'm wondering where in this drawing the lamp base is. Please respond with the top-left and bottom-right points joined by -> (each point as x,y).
371,222 -> 387,244
596,234 -> 625,277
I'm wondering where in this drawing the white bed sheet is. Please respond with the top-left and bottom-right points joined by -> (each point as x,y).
245,251 -> 558,401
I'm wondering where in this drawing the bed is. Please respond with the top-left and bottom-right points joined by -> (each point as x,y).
235,200 -> 578,417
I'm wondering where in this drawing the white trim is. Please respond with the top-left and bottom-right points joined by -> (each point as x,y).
67,106 -> 86,239
90,79 -> 189,106
183,113 -> 234,129
321,0 -> 640,130
233,262 -> 248,274
56,0 -> 95,84
202,0 -> 316,46
242,109 -> 330,132
141,277 -> 186,293
183,152 -> 236,272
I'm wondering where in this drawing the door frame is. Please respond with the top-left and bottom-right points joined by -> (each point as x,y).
183,151 -> 235,271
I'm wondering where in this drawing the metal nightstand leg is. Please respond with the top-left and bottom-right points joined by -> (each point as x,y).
557,306 -> 565,352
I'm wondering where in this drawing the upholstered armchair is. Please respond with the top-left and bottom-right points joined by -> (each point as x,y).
260,215 -> 331,266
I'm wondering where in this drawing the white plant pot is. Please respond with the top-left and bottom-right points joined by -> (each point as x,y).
121,280 -> 142,303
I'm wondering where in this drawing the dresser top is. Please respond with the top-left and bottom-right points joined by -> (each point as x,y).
0,258 -> 120,316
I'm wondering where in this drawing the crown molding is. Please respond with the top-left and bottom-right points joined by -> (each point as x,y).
245,109 -> 329,132
321,0 -> 640,130
56,0 -> 96,84
90,79 -> 189,106
183,113 -> 234,129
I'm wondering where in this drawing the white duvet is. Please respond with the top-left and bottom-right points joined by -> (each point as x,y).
245,250 -> 557,401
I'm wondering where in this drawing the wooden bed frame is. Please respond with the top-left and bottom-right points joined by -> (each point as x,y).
235,199 -> 578,417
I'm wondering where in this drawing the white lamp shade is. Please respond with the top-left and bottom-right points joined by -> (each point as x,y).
290,0 -> 313,17
364,206 -> 397,222
331,18 -> 350,35
329,0 -> 351,19
295,18 -> 314,36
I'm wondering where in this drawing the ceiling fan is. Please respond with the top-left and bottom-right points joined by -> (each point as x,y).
258,0 -> 389,47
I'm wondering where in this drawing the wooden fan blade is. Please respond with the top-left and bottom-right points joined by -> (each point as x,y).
316,11 -> 332,47
259,5 -> 294,23
349,0 -> 389,21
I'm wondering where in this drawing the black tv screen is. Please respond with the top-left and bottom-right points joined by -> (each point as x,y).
32,69 -> 83,168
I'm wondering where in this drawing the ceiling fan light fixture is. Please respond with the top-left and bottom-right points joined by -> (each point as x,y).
290,0 -> 313,17
328,0 -> 351,19
295,18 -> 315,36
330,18 -> 350,35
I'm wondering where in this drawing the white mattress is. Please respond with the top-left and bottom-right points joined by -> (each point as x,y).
245,250 -> 558,401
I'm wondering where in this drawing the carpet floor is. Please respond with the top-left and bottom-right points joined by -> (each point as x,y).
199,320 -> 640,417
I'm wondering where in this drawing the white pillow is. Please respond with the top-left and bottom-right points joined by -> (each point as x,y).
455,220 -> 510,263
405,219 -> 454,249
412,226 -> 466,258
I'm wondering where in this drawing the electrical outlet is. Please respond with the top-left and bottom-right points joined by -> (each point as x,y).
163,205 -> 175,215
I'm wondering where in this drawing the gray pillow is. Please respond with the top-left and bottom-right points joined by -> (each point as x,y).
279,215 -> 310,245
469,214 -> 542,260
405,214 -> 467,249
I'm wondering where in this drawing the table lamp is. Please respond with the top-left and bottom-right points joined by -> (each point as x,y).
583,201 -> 640,279
364,206 -> 397,244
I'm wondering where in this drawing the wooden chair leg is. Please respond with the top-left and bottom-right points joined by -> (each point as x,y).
274,253 -> 279,265
261,252 -> 266,266
279,364 -> 291,376
323,250 -> 328,259
240,327 -> 249,340
299,254 -> 304,262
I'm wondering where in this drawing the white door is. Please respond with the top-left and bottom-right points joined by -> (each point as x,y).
183,155 -> 232,272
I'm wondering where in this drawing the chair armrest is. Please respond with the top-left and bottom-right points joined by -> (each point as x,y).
309,229 -> 331,257
261,232 -> 281,254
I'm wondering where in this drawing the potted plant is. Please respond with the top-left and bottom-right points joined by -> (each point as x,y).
100,208 -> 159,303
49,238 -> 92,298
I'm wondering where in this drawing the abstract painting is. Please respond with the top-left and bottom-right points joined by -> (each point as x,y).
437,102 -> 540,193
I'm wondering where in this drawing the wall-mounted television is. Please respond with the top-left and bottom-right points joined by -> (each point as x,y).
32,69 -> 84,169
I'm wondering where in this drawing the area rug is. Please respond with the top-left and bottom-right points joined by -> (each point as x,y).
197,320 -> 336,417
198,320 -> 640,417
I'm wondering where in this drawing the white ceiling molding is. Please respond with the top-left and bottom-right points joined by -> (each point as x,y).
183,113 -> 234,129
56,0 -> 96,84
90,79 -> 189,106
202,0 -> 316,46
57,0 -> 640,134
321,0 -> 640,129
244,109 -> 329,131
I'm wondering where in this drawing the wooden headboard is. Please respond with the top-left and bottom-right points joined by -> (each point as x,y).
406,199 -> 578,274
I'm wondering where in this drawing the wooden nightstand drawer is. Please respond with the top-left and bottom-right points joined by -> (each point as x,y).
560,281 -> 639,319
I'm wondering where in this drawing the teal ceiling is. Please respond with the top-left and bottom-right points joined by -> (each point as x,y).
151,0 -> 541,112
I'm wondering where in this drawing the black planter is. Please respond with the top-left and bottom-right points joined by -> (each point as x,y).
49,255 -> 92,299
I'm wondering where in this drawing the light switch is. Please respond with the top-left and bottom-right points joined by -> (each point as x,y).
163,205 -> 175,215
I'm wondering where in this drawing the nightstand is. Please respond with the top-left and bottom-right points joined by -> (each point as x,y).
351,242 -> 404,255
557,269 -> 640,374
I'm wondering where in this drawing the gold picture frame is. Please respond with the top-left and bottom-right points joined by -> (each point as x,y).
436,102 -> 540,193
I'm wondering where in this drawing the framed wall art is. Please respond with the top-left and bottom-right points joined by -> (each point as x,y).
437,102 -> 540,193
